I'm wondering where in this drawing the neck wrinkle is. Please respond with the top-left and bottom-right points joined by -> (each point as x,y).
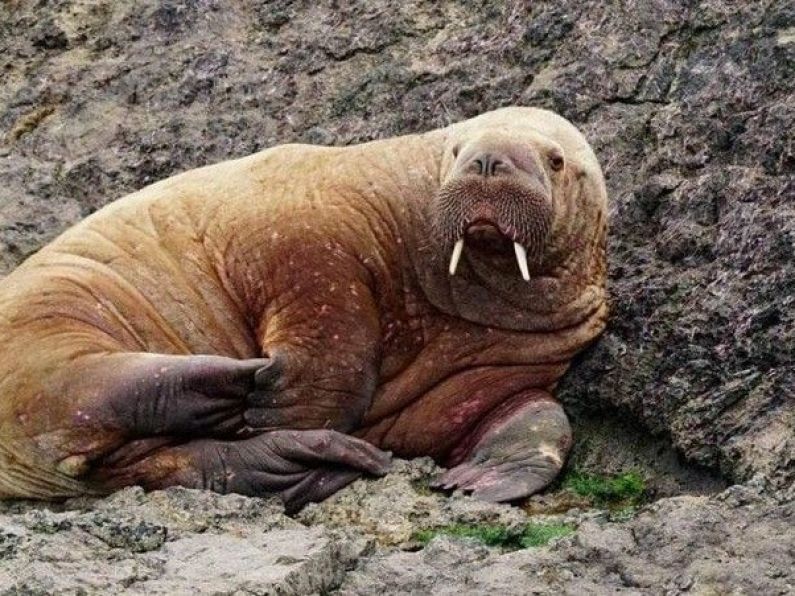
360,132 -> 447,315
342,133 -> 442,322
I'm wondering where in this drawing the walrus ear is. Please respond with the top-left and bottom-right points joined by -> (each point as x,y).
561,161 -> 597,212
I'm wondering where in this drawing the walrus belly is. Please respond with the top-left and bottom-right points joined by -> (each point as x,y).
358,360 -> 569,461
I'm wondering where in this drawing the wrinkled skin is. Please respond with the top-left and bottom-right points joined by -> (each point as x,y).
0,107 -> 607,511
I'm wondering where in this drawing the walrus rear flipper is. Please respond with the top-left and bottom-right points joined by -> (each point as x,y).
1,351 -> 268,499
432,390 -> 571,502
92,429 -> 391,512
2,348 -> 391,507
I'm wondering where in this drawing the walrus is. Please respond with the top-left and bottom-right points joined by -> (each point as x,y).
0,107 -> 607,512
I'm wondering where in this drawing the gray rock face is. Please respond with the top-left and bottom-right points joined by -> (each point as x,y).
0,0 -> 793,593
0,488 -> 368,594
341,487 -> 795,595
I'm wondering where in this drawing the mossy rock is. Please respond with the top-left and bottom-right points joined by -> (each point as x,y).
413,522 -> 575,550
562,470 -> 646,508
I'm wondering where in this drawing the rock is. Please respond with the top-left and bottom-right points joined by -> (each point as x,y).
297,458 -> 529,546
137,528 -> 369,595
75,514 -> 168,553
0,488 -> 369,595
340,485 -> 795,595
0,462 -> 791,595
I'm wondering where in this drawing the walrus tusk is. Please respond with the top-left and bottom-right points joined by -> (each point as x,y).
449,238 -> 464,275
514,242 -> 530,281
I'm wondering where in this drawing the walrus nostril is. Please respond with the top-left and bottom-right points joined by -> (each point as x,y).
472,158 -> 486,175
469,154 -> 507,177
489,158 -> 504,176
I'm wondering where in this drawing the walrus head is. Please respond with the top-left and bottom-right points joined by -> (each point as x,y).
413,108 -> 607,331
432,128 -> 560,282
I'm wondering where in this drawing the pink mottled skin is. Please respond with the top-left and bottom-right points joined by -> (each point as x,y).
0,107 -> 607,510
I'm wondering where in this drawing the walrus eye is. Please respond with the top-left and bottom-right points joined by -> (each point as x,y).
549,153 -> 564,172
452,144 -> 461,158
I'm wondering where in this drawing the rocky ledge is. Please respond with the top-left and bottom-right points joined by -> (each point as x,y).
0,460 -> 791,594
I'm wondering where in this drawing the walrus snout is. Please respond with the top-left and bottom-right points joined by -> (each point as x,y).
463,152 -> 514,177
452,132 -> 551,185
434,169 -> 553,283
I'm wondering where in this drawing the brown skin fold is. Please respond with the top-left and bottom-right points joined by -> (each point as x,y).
0,107 -> 607,507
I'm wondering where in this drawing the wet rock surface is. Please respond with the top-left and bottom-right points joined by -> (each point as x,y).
1,0 -> 793,593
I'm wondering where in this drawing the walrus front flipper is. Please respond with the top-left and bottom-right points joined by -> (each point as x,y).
4,351 -> 272,499
86,353 -> 270,437
432,391 -> 571,502
94,429 -> 391,512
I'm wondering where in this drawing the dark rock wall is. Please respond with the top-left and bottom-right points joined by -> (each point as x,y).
1,1 -> 792,489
